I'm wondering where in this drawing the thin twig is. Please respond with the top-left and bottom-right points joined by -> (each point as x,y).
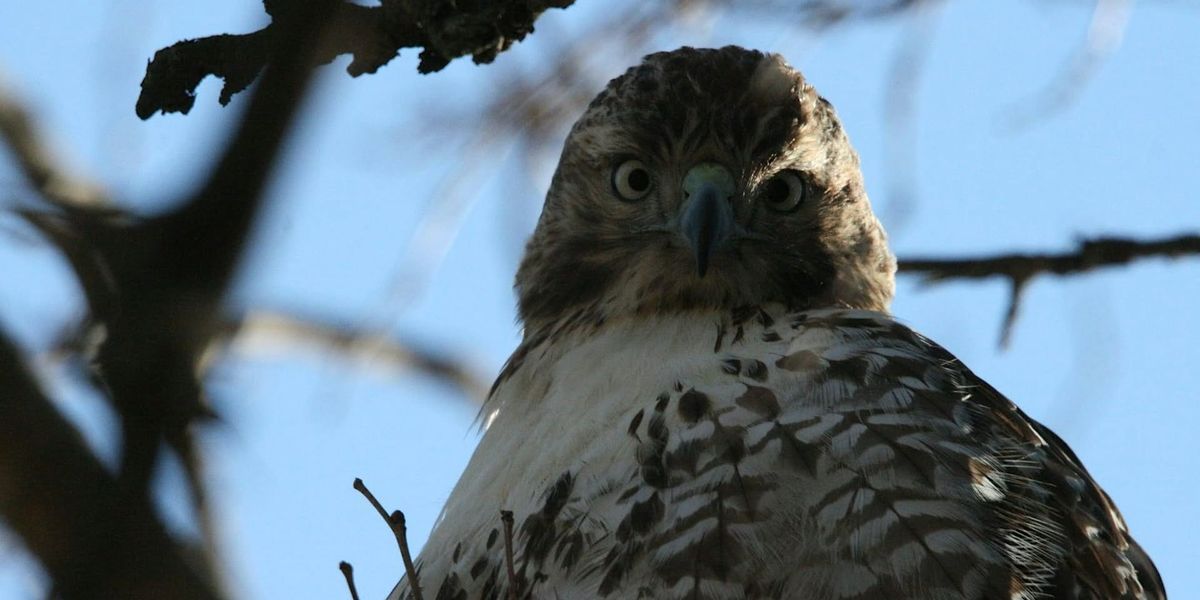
338,562 -> 361,600
501,510 -> 517,600
998,275 -> 1029,349
899,234 -> 1200,282
899,233 -> 1200,345
389,510 -> 423,600
353,478 -> 424,600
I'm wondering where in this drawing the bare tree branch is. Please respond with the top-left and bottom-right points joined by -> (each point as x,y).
899,233 -> 1200,344
1,2 -> 342,596
0,330 -> 217,599
3,63 -> 232,596
136,0 -> 575,119
899,234 -> 1200,282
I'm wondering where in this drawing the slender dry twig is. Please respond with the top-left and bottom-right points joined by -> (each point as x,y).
339,561 -> 361,600
353,478 -> 424,600
501,510 -> 518,600
899,233 -> 1200,345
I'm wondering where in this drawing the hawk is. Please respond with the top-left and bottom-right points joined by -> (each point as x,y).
390,46 -> 1164,599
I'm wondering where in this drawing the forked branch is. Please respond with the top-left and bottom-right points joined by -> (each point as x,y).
353,478 -> 424,600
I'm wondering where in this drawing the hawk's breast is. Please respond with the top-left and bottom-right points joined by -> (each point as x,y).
392,307 -> 1155,600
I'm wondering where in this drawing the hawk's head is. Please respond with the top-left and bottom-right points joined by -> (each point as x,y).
516,46 -> 895,331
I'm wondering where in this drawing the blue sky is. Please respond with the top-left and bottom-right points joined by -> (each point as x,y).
1,1 -> 1197,598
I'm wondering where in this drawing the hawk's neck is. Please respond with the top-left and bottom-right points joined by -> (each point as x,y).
489,305 -> 789,407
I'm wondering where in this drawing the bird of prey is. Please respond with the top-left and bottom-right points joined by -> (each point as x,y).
390,46 -> 1164,600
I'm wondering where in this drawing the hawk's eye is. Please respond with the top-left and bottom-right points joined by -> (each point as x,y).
760,170 -> 806,213
612,159 -> 652,201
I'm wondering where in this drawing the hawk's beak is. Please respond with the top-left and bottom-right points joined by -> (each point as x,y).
680,163 -> 736,278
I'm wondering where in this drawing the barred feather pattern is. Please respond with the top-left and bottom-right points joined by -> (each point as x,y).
390,307 -> 1163,600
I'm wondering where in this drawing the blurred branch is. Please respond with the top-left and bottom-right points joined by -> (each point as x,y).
879,0 -> 945,234
0,331 -> 217,599
2,2 -> 341,596
0,81 -> 111,211
76,0 -> 335,492
136,0 -> 575,119
4,61 -> 228,598
220,309 -> 489,401
708,0 -> 928,28
1004,0 -> 1133,128
898,233 -> 1200,346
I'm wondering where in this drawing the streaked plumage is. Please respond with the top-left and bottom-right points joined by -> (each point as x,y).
391,46 -> 1163,600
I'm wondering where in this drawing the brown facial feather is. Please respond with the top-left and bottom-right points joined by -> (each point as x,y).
515,46 -> 895,333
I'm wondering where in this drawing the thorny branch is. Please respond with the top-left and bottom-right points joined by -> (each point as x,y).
136,0 -> 575,118
898,234 -> 1200,346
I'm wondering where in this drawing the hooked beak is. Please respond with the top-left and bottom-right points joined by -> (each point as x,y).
679,163 -> 736,278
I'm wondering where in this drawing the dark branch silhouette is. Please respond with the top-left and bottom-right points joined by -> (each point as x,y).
136,0 -> 575,119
